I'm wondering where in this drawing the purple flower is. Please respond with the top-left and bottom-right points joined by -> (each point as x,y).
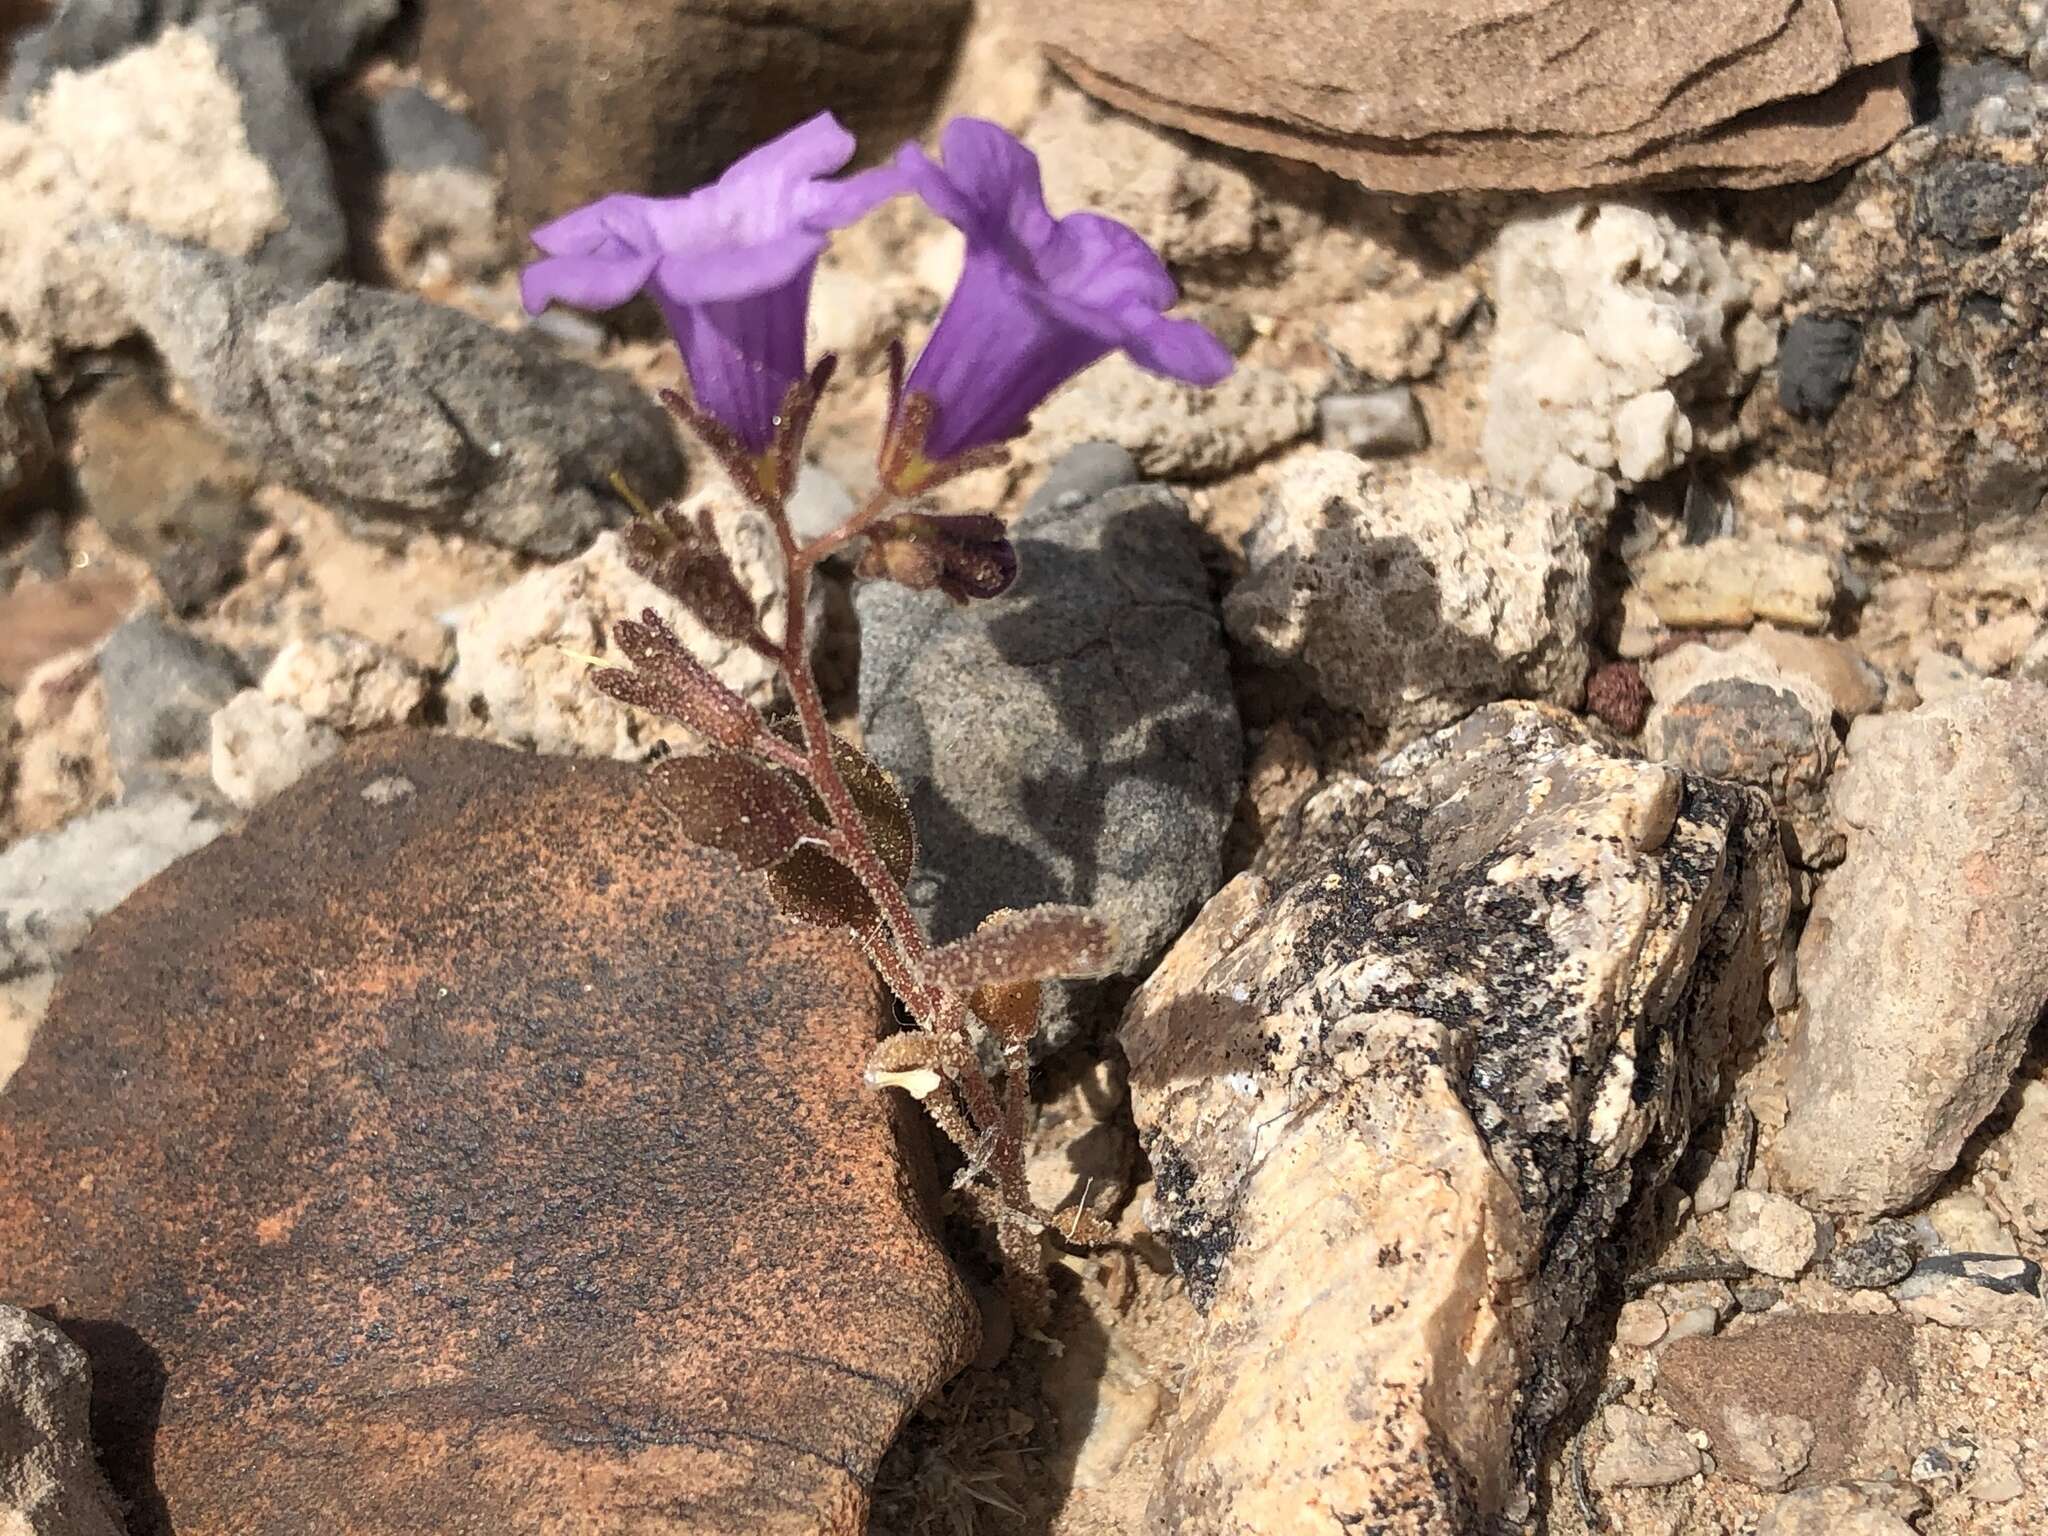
884,118 -> 1232,487
519,113 -> 904,455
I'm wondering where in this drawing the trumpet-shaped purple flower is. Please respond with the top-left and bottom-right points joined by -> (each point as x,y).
519,113 -> 904,456
884,118 -> 1232,488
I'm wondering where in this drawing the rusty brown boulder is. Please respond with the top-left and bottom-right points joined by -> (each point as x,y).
0,733 -> 977,1534
1043,0 -> 1917,193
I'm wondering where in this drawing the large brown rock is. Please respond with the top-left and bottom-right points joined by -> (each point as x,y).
0,733 -> 976,1534
1043,0 -> 1916,194
419,0 -> 970,229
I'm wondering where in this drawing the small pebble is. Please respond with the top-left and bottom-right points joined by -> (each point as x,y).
1615,1297 -> 1668,1348
1726,1189 -> 1820,1279
1664,1304 -> 1721,1342
1316,386 -> 1430,457
1736,1285 -> 1782,1313
1826,1219 -> 1917,1290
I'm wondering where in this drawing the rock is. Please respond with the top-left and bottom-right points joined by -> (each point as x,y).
1736,1284 -> 1783,1313
0,1305 -> 127,1536
1043,1327 -> 1166,1491
1778,313 -> 1864,420
71,375 -> 258,616
365,86 -> 504,288
1978,1048 -> 2048,1240
1032,358 -> 1310,480
1664,1304 -> 1725,1343
1042,1 -> 1917,194
418,0 -> 968,229
1591,1405 -> 1704,1491
1727,1189 -> 1822,1278
1658,1315 -> 1918,1489
1964,1443 -> 2026,1503
0,791 -> 223,977
1644,643 -> 1842,865
96,609 -> 244,790
0,975 -> 50,1094
1586,659 -> 1652,735
5,652 -> 112,838
368,84 -> 492,174
1225,454 -> 1593,749
1742,625 -> 1887,718
1826,1219 -> 1920,1289
259,631 -> 425,733
0,368 -> 52,515
208,688 -> 338,808
0,572 -> 134,693
1025,1055 -> 1137,1219
858,447 -> 1240,1050
99,229 -> 682,558
1895,1253 -> 2046,1329
1770,681 -> 2048,1212
1915,0 -> 2044,61
1316,387 -> 1429,457
1633,537 -> 1839,631
1484,205 -> 1759,513
1758,1483 -> 1921,1536
1911,647 -> 1985,704
1924,1185 -> 2021,1254
0,13 -> 341,366
449,518 -> 786,760
0,734 -> 978,1532
4,0 -> 397,96
1767,118 -> 2048,565
1123,703 -> 1786,1533
1616,1297 -> 1670,1349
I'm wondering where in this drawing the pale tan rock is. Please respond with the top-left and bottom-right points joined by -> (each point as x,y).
1033,357 -> 1311,480
447,509 -> 791,760
1965,1444 -> 2025,1504
1978,1050 -> 2048,1241
0,1305 -> 128,1536
1123,704 -> 1785,1533
6,652 -> 112,837
1925,1187 -> 2020,1256
1591,1405 -> 1704,1491
1635,538 -> 1838,631
1727,1189 -> 1821,1278
1770,681 -> 2048,1213
209,689 -> 341,809
1225,456 -> 1593,749
0,25 -> 286,368
1042,1 -> 1916,195
1616,1297 -> 1670,1349
1759,1483 -> 1920,1536
261,631 -> 426,733
0,973 -> 55,1096
1043,1327 -> 1165,1491
1743,625 -> 1887,718
1484,206 -> 1755,513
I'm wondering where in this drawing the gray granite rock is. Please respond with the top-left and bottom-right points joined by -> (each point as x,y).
97,610 -> 245,789
857,444 -> 1241,1049
0,1306 -> 127,1536
96,227 -> 682,558
369,85 -> 492,174
1122,703 -> 1788,1532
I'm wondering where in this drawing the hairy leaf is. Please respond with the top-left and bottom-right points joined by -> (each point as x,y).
929,906 -> 1117,991
596,609 -> 762,749
967,980 -> 1042,1046
771,721 -> 917,885
647,755 -> 817,870
765,845 -> 881,930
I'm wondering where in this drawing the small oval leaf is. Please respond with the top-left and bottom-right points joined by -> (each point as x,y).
648,755 -> 817,870
765,845 -> 881,930
967,980 -> 1042,1045
929,906 -> 1117,991
770,721 -> 917,885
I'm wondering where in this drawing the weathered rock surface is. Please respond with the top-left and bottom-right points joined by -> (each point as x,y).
0,1304 -> 127,1536
1484,205 -> 1761,512
0,792 -> 223,978
98,229 -> 682,558
450,516 -> 787,759
0,734 -> 977,1533
3,0 -> 396,99
0,572 -> 134,693
0,12 -> 341,366
1590,1405 -> 1704,1491
419,0 -> 968,228
858,446 -> 1240,1049
0,369 -> 52,515
1632,536 -> 1839,632
1768,109 -> 2048,564
1225,454 -> 1593,749
1645,642 -> 1843,866
6,652 -> 112,838
1042,1 -> 1916,194
1977,1044 -> 2048,1241
208,688 -> 338,807
1770,680 -> 2048,1212
259,631 -> 426,734
1758,1482 -> 1923,1536
97,609 -> 244,791
1032,359 -> 1308,480
1657,1315 -> 1918,1488
1122,703 -> 1786,1532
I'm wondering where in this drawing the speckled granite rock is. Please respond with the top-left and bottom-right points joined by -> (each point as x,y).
857,445 -> 1240,1049
1122,703 -> 1787,1533
0,1305 -> 128,1536
0,734 -> 976,1535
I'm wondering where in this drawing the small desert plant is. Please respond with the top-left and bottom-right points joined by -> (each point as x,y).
520,114 -> 1229,1320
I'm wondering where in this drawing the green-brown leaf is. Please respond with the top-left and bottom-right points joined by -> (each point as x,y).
648,755 -> 817,870
929,906 -> 1117,991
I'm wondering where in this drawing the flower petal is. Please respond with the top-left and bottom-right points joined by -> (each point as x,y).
519,251 -> 659,314
1121,311 -> 1236,387
652,232 -> 827,304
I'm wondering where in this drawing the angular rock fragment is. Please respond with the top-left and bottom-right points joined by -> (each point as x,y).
1770,680 -> 2048,1212
858,446 -> 1240,1050
0,734 -> 977,1534
1226,454 -> 1593,749
1123,703 -> 1786,1532
1043,1 -> 1917,194
0,1304 -> 126,1536
97,228 -> 682,558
